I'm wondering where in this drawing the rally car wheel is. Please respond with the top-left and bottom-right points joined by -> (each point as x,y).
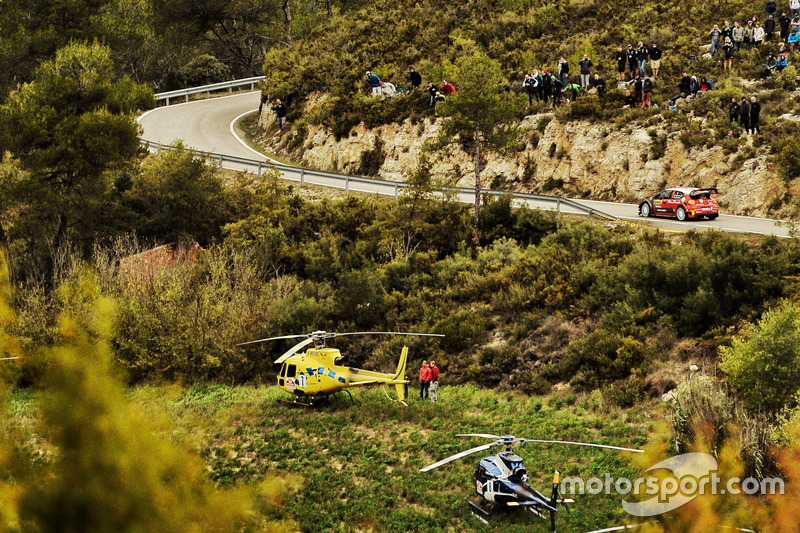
639,203 -> 652,217
676,206 -> 687,221
707,214 -> 718,220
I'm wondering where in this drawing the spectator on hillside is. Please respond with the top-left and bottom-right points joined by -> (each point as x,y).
729,97 -> 741,123
765,13 -> 777,41
557,56 -> 570,86
272,99 -> 287,128
766,0 -> 777,17
777,52 -> 789,70
649,44 -> 663,77
764,52 -> 778,74
791,13 -> 800,34
542,70 -> 552,103
722,21 -> 734,43
710,24 -> 723,55
678,72 -> 692,96
637,41 -> 649,77
578,55 -> 593,89
441,80 -> 456,96
750,96 -> 762,134
615,46 -> 627,81
723,37 -> 735,70
623,90 -> 637,108
780,12 -> 792,40
733,21 -> 745,50
744,21 -> 755,49
793,0 -> 800,18
523,74 -> 535,105
408,67 -> 422,89
789,29 -> 800,50
699,76 -> 712,92
591,73 -> 606,97
642,74 -> 654,109
563,81 -> 580,103
551,76 -> 564,108
754,21 -> 765,46
630,75 -> 644,106
532,69 -> 544,101
690,75 -> 701,94
366,71 -> 382,96
425,81 -> 438,108
626,44 -> 638,78
739,97 -> 751,132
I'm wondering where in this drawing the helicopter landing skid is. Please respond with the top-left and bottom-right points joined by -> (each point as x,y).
279,397 -> 315,407
468,501 -> 493,525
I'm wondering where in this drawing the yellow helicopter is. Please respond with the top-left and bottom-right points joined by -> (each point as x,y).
237,330 -> 443,406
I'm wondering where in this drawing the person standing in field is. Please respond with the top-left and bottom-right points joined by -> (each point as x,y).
428,361 -> 440,403
419,360 -> 431,400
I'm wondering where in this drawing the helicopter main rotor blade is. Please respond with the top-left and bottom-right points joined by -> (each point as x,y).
334,332 -> 445,338
274,337 -> 316,364
420,442 -> 496,472
456,433 -> 502,440
236,334 -> 311,347
520,439 -> 644,453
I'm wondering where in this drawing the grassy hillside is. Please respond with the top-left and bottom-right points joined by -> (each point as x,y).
11,384 -> 657,532
261,0 -> 800,188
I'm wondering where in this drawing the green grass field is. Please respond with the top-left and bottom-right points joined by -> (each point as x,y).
54,384 -> 663,532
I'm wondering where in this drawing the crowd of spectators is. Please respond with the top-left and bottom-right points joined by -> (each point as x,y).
343,3 -> 799,133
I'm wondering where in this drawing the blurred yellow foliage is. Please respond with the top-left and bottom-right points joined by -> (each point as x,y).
0,253 -> 300,532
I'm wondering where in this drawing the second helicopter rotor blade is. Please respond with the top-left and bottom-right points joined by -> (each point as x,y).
334,332 -> 445,338
274,337 -> 316,364
521,439 -> 644,453
456,433 -> 503,440
236,333 -> 311,347
420,442 -> 497,472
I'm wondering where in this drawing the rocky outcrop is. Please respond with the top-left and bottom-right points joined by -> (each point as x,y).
256,104 -> 786,217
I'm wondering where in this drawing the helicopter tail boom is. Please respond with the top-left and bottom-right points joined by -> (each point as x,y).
393,346 -> 408,404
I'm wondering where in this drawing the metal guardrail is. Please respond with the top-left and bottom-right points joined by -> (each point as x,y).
140,139 -> 619,220
154,76 -> 266,106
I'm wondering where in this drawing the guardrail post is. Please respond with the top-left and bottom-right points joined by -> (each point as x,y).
206,91 -> 210,99
165,97 -> 170,106
185,95 -> 189,103
300,168 -> 305,186
346,176 -> 350,194
257,162 -> 262,177
394,183 -> 399,200
557,198 -> 561,214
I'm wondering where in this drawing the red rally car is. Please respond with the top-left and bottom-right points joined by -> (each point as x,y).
638,187 -> 719,221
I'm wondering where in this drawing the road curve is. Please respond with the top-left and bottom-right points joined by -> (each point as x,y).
138,91 -> 794,237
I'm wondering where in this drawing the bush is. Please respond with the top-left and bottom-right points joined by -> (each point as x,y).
720,302 -> 800,414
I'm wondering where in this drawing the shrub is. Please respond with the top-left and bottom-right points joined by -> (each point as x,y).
720,302 -> 800,414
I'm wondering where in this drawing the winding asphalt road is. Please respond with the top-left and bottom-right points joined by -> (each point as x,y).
138,91 -> 794,237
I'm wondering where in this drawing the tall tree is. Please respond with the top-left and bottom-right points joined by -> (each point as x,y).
153,0 -> 292,77
0,41 -> 153,276
438,52 -> 522,238
0,0 -> 112,95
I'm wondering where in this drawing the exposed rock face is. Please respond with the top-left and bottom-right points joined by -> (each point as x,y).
257,105 -> 785,217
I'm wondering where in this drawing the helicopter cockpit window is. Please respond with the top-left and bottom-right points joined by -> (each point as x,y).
485,462 -> 502,476
286,364 -> 297,378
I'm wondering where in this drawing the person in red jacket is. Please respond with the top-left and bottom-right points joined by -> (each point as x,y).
419,361 -> 431,400
428,361 -> 440,403
441,80 -> 456,96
